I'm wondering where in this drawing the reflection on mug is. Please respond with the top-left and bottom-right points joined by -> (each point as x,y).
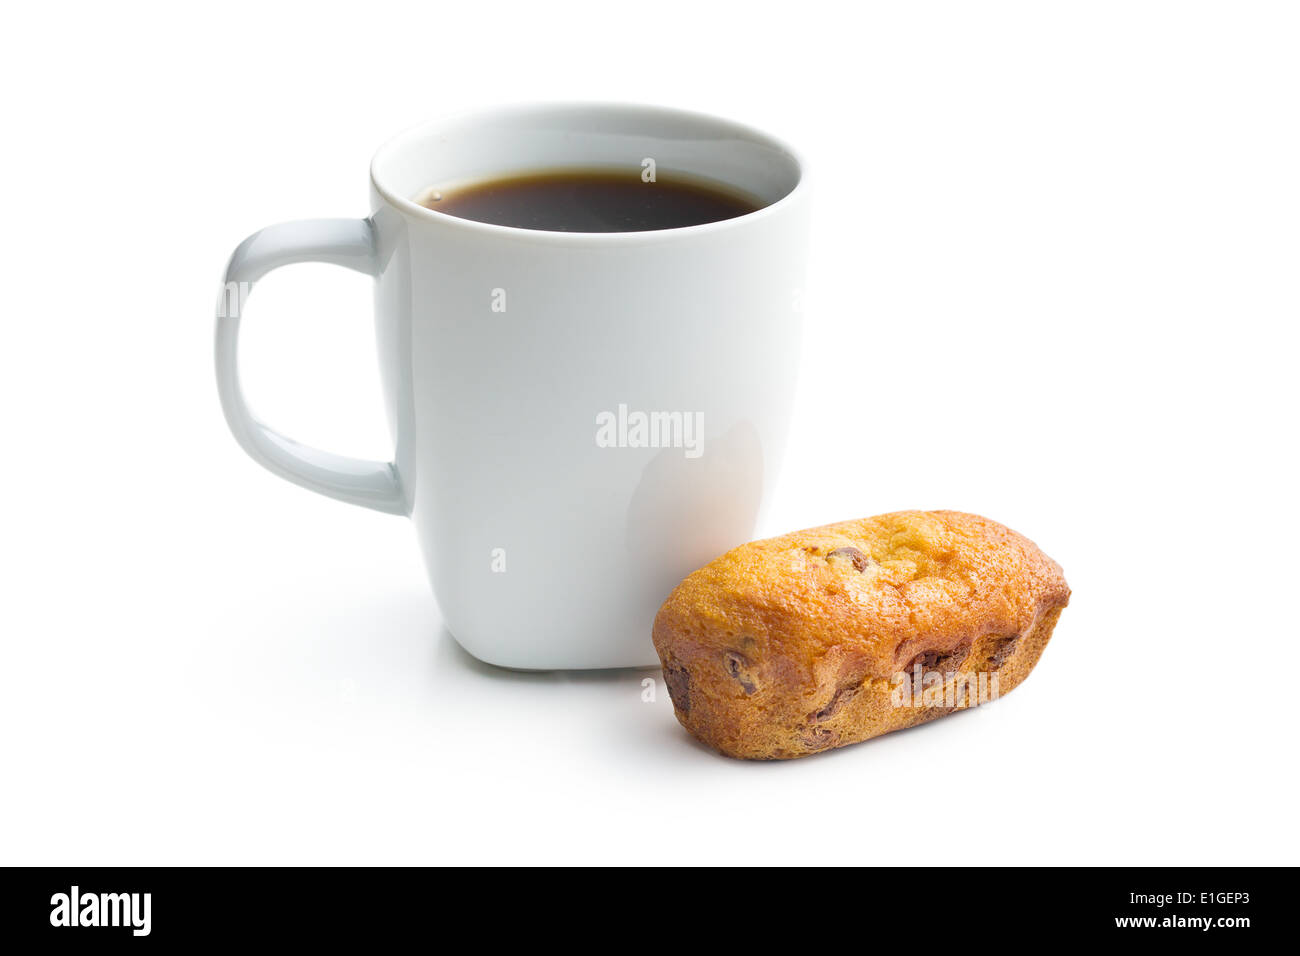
627,421 -> 764,599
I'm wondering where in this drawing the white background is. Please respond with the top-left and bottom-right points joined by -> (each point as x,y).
2,1 -> 1296,865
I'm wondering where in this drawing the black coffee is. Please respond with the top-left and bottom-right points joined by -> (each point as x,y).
415,169 -> 761,232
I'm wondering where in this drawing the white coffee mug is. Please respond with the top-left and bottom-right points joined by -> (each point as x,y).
216,103 -> 808,668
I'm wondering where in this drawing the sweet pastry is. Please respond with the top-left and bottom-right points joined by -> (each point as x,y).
652,510 -> 1069,759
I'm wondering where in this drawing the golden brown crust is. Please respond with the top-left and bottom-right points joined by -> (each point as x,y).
651,510 -> 1070,759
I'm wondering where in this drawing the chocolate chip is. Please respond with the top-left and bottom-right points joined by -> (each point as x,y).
723,651 -> 756,694
799,725 -> 838,751
986,635 -> 1020,669
903,641 -> 970,676
944,642 -> 971,670
810,683 -> 860,722
910,651 -> 939,671
663,663 -> 691,714
826,546 -> 873,571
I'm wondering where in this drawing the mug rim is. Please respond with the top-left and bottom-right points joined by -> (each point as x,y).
369,101 -> 808,243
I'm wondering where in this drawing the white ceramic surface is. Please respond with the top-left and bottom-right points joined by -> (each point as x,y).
216,103 -> 809,668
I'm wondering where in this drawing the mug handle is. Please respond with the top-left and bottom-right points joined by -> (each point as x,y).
215,218 -> 406,515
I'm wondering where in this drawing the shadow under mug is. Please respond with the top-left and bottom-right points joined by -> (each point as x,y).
216,102 -> 809,669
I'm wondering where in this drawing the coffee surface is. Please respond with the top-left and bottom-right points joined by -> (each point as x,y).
415,169 -> 761,232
